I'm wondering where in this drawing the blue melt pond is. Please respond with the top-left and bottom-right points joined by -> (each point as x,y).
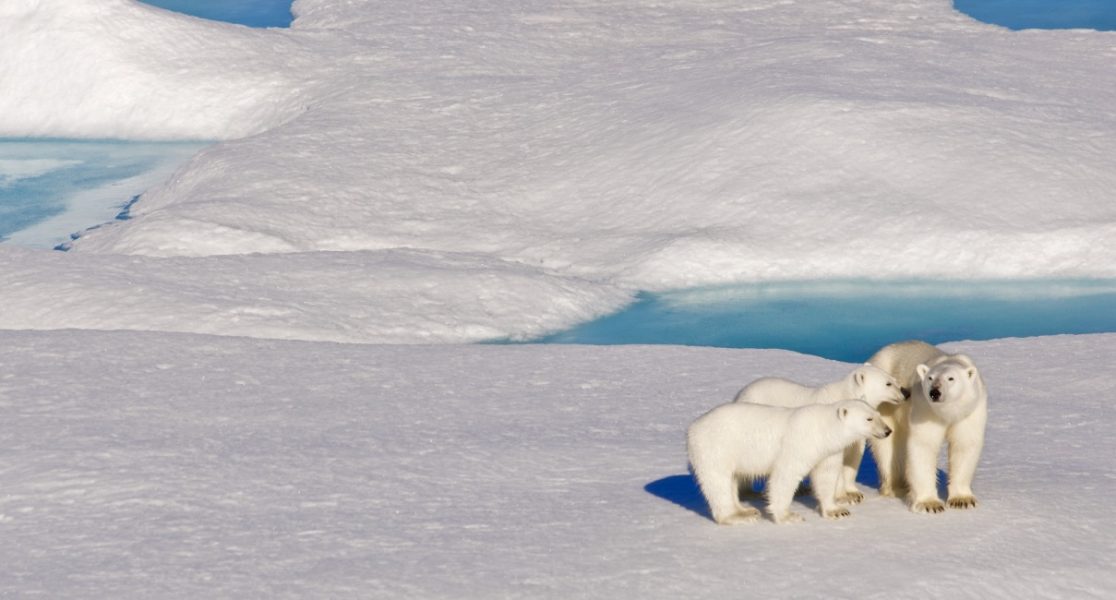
0,139 -> 207,248
955,0 -> 1116,30
538,280 -> 1116,362
139,0 -> 294,28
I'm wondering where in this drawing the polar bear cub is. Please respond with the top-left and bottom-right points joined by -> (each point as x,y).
868,340 -> 988,513
687,399 -> 892,524
733,364 -> 905,410
733,364 -> 905,504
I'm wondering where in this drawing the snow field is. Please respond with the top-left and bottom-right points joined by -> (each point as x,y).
3,1 -> 1116,343
0,331 -> 1112,598
1,3 -> 1114,595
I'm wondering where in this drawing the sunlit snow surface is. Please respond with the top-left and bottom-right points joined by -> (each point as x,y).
0,331 -> 1113,597
1,0 -> 1114,343
0,2 -> 1114,596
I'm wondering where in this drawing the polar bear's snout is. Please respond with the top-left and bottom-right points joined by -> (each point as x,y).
929,386 -> 942,402
874,424 -> 893,439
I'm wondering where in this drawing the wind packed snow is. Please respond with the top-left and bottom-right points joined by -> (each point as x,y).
1,0 -> 1116,343
0,331 -> 1113,597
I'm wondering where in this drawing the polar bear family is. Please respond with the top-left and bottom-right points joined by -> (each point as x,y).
687,339 -> 988,525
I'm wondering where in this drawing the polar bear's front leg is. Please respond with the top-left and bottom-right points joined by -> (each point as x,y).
810,453 -> 849,519
838,441 -> 865,504
906,419 -> 947,514
765,465 -> 808,524
868,434 -> 901,497
870,402 -> 909,497
945,409 -> 986,509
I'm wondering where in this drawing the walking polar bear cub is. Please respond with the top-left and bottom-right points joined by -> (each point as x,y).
868,340 -> 988,513
688,399 -> 891,524
733,364 -> 905,504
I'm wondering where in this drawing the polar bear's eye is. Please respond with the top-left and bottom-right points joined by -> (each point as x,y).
886,382 -> 893,387
948,377 -> 954,382
867,417 -> 874,422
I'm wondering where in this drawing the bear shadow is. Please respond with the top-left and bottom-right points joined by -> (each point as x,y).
857,449 -> 881,488
858,449 -> 950,498
644,473 -> 712,520
644,473 -> 803,522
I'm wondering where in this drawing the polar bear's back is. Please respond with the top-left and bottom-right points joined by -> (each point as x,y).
868,339 -> 944,388
733,377 -> 816,407
687,402 -> 790,475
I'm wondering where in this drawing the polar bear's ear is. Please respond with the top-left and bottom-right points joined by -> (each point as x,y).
916,364 -> 930,379
838,406 -> 849,421
854,369 -> 866,387
967,367 -> 976,380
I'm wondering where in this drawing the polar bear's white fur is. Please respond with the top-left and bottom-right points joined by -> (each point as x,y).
868,340 -> 987,513
733,364 -> 905,504
733,364 -> 905,409
866,340 -> 940,497
687,399 -> 892,525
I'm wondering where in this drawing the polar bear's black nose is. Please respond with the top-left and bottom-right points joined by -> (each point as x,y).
929,388 -> 942,402
883,427 -> 892,438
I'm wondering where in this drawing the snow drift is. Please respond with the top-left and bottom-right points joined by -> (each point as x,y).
0,0 -> 314,140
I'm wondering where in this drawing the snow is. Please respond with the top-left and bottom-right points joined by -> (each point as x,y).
0,245 -> 630,343
0,330 -> 1113,597
0,0 -> 314,140
1,1 -> 1115,342
1,2 -> 1114,595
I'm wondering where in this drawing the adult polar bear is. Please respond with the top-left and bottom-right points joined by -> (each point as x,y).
734,364 -> 905,504
868,340 -> 988,513
688,399 -> 891,524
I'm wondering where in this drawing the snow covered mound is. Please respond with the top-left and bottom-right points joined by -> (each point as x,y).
0,331 -> 1112,597
2,0 -> 1115,342
0,0 -> 314,140
0,245 -> 630,343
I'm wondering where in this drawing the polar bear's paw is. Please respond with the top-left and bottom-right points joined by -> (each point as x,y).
772,511 -> 805,524
824,507 -> 851,520
947,495 -> 978,510
911,499 -> 946,514
838,490 -> 864,505
719,508 -> 762,525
